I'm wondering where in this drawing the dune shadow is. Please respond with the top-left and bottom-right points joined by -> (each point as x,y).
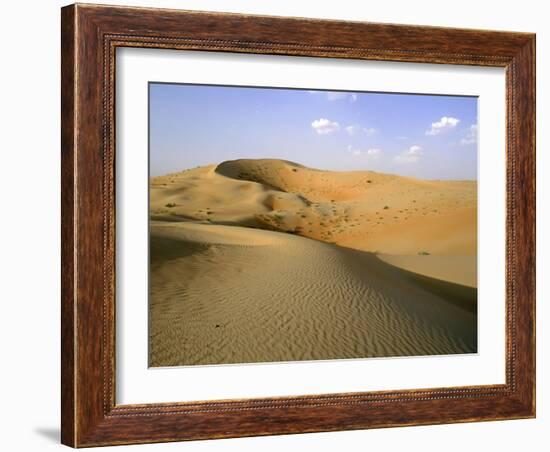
332,244 -> 477,314
150,233 -> 210,265
398,268 -> 477,314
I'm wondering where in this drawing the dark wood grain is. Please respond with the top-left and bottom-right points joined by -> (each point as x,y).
61,3 -> 536,447
60,5 -> 76,447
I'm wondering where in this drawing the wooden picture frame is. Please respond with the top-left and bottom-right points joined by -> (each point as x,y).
61,3 -> 535,447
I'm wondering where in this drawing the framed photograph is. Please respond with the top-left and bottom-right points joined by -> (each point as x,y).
61,3 -> 535,447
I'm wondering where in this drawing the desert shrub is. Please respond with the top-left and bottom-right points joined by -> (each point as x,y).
165,203 -> 176,208
418,251 -> 430,255
383,205 -> 389,210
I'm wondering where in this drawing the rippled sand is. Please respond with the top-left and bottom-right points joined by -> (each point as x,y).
149,222 -> 476,367
149,159 -> 477,366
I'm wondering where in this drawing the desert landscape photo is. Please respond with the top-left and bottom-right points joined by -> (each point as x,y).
148,83 -> 478,367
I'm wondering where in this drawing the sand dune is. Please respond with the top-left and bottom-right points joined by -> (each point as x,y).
149,221 -> 476,366
150,159 -> 477,366
151,159 -> 477,259
377,255 -> 477,288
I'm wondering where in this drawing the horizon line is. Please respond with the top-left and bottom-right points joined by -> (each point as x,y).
149,158 -> 478,182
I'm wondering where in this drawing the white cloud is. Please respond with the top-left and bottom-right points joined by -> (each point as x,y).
394,145 -> 423,164
345,125 -> 377,136
326,92 -> 348,101
366,148 -> 382,158
363,127 -> 377,135
311,118 -> 340,135
348,145 -> 382,159
311,91 -> 358,102
426,116 -> 460,136
345,125 -> 359,135
460,124 -> 478,145
348,145 -> 362,156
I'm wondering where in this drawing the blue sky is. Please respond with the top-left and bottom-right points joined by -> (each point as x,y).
149,83 -> 478,179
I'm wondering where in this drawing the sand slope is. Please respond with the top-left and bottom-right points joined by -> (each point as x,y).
151,159 -> 477,256
151,159 -> 477,259
377,255 -> 477,288
150,221 -> 476,367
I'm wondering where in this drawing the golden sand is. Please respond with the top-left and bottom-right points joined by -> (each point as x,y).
149,159 -> 477,366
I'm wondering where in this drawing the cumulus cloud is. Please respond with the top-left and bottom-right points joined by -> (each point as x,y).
348,145 -> 382,159
426,116 -> 460,136
460,124 -> 478,145
311,118 -> 340,135
394,145 -> 423,164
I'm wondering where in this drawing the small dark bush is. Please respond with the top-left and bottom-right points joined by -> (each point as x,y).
165,203 -> 176,208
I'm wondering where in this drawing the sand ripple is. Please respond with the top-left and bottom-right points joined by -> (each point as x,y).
149,222 -> 476,366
